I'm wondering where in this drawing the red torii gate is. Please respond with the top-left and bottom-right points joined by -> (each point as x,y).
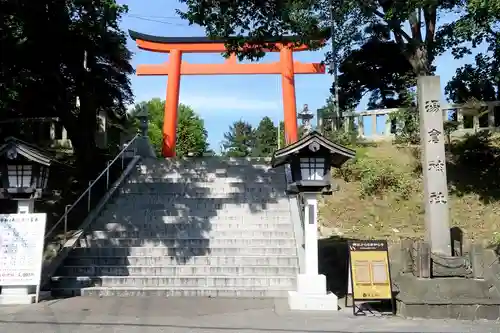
129,30 -> 325,157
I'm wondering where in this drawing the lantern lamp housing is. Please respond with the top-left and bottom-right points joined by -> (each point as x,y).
271,131 -> 355,194
0,137 -> 55,199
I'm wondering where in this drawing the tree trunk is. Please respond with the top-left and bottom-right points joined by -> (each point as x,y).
408,45 -> 431,76
56,107 -> 97,180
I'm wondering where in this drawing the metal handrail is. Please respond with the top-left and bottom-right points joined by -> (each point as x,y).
44,134 -> 139,242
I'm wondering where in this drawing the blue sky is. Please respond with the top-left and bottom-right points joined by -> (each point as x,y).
119,1 -> 477,149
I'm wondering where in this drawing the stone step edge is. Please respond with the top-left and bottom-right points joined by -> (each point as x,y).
85,236 -> 294,241
61,265 -> 298,269
73,246 -> 297,249
66,255 -> 299,259
93,228 -> 294,231
51,275 -> 296,280
85,237 -> 295,240
91,225 -> 295,229
73,245 -> 297,248
94,223 -> 293,227
51,286 -> 291,292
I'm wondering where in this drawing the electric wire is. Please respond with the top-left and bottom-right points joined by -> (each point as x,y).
125,13 -> 190,27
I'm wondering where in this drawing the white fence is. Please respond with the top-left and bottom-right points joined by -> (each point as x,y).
322,101 -> 500,141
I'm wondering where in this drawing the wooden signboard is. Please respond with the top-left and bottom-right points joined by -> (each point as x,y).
346,240 -> 395,315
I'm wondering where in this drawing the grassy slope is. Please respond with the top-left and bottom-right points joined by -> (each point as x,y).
319,137 -> 500,245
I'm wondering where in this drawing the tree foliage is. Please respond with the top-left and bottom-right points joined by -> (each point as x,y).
443,3 -> 499,124
253,116 -> 278,157
176,104 -> 209,157
0,0 -> 133,176
443,1 -> 500,104
131,99 -> 209,157
445,54 -> 500,104
178,0 -> 474,75
335,37 -> 415,111
131,98 -> 163,155
222,120 -> 255,157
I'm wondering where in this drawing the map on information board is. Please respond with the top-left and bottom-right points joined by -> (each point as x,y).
0,213 -> 47,286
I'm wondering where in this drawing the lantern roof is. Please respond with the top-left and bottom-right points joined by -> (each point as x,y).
271,131 -> 355,168
0,137 -> 58,166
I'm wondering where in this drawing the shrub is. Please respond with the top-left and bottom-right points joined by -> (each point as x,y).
334,150 -> 415,199
324,128 -> 359,147
389,107 -> 420,145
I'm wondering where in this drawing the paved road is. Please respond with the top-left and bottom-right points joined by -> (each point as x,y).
0,297 -> 498,333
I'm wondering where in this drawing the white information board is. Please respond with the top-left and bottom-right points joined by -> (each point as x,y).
0,213 -> 47,286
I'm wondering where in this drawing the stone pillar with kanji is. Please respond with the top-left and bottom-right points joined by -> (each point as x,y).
418,76 -> 451,255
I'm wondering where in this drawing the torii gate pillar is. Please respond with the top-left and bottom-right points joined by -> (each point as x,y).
129,30 -> 325,157
164,49 -> 182,157
280,47 -> 299,144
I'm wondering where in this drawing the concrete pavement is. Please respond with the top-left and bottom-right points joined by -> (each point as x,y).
0,297 -> 498,333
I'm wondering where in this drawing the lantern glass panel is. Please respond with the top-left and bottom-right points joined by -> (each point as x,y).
36,165 -> 49,188
299,157 -> 325,181
7,164 -> 32,188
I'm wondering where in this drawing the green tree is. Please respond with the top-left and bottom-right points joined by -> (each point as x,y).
445,54 -> 499,104
222,120 -> 255,157
130,98 -> 163,156
278,121 -> 286,149
176,104 -> 209,157
178,0 -> 474,76
443,2 -> 499,128
131,99 -> 208,157
317,97 -> 342,132
336,37 -> 415,111
253,117 -> 278,157
0,0 -> 133,176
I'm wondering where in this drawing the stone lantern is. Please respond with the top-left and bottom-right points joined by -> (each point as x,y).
271,130 -> 355,311
0,137 -> 56,214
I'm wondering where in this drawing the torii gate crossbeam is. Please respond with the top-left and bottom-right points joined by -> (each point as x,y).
129,30 -> 325,157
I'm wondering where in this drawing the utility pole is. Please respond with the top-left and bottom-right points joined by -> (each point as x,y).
330,0 -> 341,131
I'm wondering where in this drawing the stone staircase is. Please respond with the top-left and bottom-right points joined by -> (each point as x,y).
51,157 -> 299,297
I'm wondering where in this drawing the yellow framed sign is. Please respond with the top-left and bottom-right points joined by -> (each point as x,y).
347,240 -> 395,315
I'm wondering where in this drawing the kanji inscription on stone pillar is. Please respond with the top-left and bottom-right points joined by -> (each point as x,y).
418,76 -> 451,255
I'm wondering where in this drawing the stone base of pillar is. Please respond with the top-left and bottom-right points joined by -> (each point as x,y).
287,274 -> 339,311
0,286 -> 50,305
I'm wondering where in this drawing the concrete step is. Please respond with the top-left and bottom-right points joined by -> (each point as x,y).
63,255 -> 299,266
125,179 -> 279,185
79,237 -> 295,247
125,180 -> 286,190
51,276 -> 295,288
126,179 -> 277,185
92,222 -> 294,232
135,159 -> 278,171
71,246 -> 297,256
117,189 -> 286,197
118,193 -> 287,201
58,265 -> 298,276
135,161 -> 277,169
124,177 -> 284,183
130,167 -> 284,183
100,208 -> 290,218
130,170 -> 283,177
106,198 -> 289,209
97,214 -> 291,224
135,162 -> 276,171
51,286 -> 289,298
87,230 -> 294,239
